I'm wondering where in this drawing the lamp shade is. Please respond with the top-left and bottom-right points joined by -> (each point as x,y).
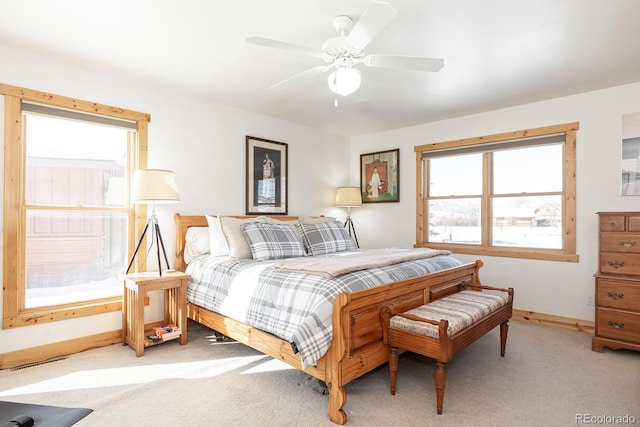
335,187 -> 362,207
328,68 -> 361,96
131,169 -> 180,204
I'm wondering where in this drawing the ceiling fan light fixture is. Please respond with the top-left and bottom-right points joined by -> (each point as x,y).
246,1 -> 444,98
328,67 -> 361,96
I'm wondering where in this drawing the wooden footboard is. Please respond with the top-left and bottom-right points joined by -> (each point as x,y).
175,214 -> 482,425
324,260 -> 482,424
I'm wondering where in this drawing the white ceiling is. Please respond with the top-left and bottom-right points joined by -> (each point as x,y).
1,0 -> 640,137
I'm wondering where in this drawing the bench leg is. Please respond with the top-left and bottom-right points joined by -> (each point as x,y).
388,346 -> 399,395
500,320 -> 509,357
434,361 -> 447,414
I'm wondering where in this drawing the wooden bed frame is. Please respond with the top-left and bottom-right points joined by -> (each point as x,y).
174,214 -> 484,425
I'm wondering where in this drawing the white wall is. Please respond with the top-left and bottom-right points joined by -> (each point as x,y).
0,43 -> 350,353
350,82 -> 640,321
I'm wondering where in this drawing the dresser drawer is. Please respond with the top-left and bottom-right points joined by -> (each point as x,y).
628,215 -> 640,232
596,278 -> 640,310
600,233 -> 640,253
600,252 -> 640,275
600,215 -> 626,232
596,308 -> 640,342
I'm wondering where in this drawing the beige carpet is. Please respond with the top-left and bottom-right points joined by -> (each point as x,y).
1,321 -> 638,427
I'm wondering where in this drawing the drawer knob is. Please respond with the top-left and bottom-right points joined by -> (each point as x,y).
606,291 -> 624,300
619,240 -> 638,248
607,320 -> 625,329
607,260 -> 625,269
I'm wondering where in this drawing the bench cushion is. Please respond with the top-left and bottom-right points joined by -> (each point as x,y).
389,290 -> 509,339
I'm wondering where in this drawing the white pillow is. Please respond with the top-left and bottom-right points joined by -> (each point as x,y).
219,216 -> 266,260
205,215 -> 230,257
298,216 -> 336,224
183,226 -> 210,264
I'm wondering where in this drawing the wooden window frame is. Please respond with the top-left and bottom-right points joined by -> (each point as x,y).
414,122 -> 579,262
1,84 -> 150,329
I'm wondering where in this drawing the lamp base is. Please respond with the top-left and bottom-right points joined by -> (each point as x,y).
126,214 -> 171,276
344,215 -> 359,248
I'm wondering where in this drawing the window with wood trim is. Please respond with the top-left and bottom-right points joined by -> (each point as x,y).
415,123 -> 578,262
2,84 -> 150,329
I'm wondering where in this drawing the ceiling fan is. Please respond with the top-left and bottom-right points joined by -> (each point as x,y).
245,1 -> 444,104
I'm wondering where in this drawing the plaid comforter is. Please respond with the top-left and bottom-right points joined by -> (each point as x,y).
186,251 -> 462,369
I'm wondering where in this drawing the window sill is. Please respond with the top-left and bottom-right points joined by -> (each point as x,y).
3,296 -> 123,329
416,242 -> 579,263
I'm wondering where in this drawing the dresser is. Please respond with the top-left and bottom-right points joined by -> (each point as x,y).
592,212 -> 640,353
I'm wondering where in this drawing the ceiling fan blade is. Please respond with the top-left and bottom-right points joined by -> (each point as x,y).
270,65 -> 331,91
364,54 -> 444,72
245,36 -> 326,59
347,1 -> 397,51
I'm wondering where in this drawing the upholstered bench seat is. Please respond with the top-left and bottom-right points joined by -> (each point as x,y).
389,290 -> 509,339
381,284 -> 514,415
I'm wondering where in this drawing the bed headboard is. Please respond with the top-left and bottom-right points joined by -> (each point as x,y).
174,213 -> 306,272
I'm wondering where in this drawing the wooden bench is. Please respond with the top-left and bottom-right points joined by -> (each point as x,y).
380,284 -> 514,414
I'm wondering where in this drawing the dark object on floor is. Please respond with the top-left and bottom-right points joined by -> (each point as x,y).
317,379 -> 329,395
0,401 -> 92,427
213,331 -> 234,342
0,415 -> 34,427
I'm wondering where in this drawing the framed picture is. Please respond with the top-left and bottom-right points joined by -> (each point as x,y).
622,111 -> 640,195
246,136 -> 288,215
360,148 -> 399,203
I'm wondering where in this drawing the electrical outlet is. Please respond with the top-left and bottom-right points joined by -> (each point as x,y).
587,295 -> 595,306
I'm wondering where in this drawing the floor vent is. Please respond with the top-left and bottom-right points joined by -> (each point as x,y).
11,356 -> 68,371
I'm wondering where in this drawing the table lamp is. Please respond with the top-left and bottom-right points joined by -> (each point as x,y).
126,169 -> 180,276
335,186 -> 362,247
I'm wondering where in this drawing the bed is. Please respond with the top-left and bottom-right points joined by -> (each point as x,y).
174,214 -> 484,425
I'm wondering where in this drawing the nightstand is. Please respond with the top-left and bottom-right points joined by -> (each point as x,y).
122,271 -> 190,356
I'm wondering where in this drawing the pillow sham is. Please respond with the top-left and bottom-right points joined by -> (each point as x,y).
296,220 -> 357,256
184,226 -> 210,264
240,222 -> 306,261
219,216 -> 266,260
205,215 -> 230,257
265,217 -> 305,246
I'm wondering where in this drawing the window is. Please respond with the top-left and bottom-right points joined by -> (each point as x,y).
415,123 -> 578,262
2,84 -> 150,328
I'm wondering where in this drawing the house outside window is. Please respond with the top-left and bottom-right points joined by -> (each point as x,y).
415,122 -> 578,262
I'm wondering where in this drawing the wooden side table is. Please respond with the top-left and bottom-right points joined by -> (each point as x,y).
122,271 -> 190,356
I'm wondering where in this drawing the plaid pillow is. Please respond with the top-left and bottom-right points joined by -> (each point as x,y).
240,222 -> 306,261
296,221 -> 357,256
